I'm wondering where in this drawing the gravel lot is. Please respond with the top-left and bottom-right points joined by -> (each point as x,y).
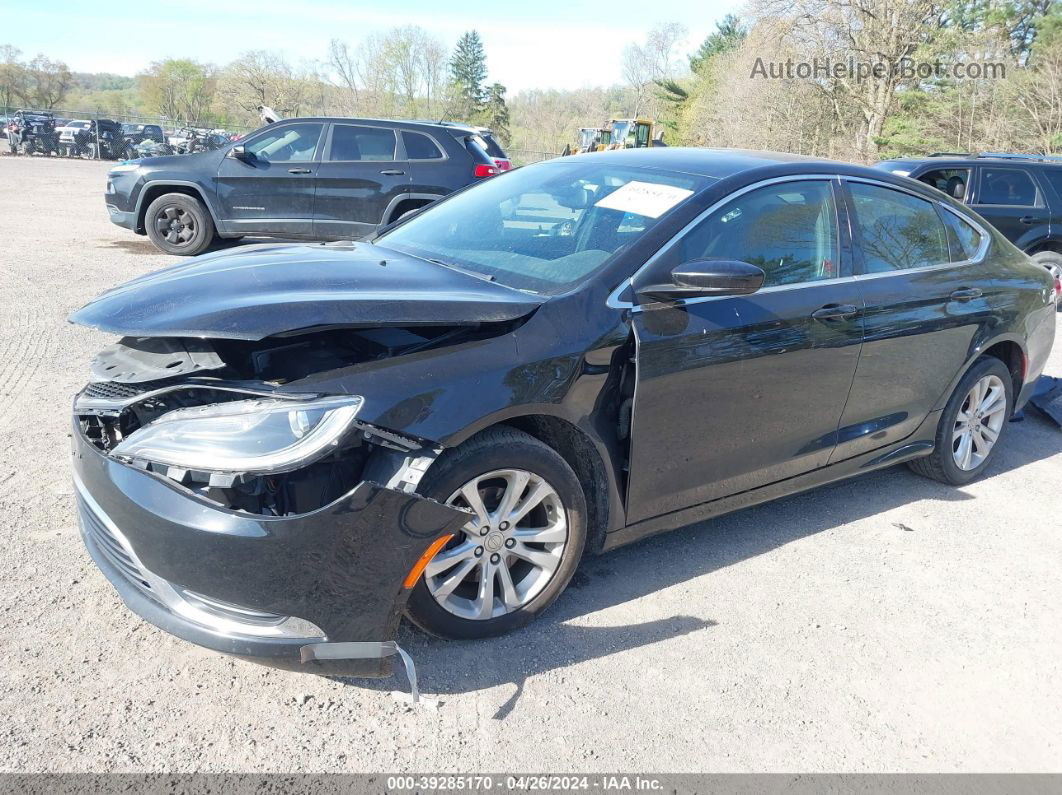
1,155 -> 1060,774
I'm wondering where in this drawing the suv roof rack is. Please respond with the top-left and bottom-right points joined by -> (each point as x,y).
926,151 -> 1062,163
976,152 -> 1062,161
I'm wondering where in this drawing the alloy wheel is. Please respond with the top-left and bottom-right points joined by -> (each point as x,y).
952,374 -> 1007,471
424,469 -> 568,620
155,206 -> 196,246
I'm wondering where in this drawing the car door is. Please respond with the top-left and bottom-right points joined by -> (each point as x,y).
403,129 -> 465,202
312,123 -> 410,239
626,177 -> 864,524
215,121 -> 324,237
970,165 -> 1048,250
832,178 -> 991,462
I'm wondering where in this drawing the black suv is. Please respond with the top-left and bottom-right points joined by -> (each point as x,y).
876,153 -> 1062,273
6,110 -> 58,156
106,117 -> 505,255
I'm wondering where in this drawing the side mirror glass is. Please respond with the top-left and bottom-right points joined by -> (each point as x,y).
638,259 -> 765,301
230,144 -> 251,161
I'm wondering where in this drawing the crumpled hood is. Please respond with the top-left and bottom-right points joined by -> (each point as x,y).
69,242 -> 545,340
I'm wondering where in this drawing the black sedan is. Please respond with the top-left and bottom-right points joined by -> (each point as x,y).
70,148 -> 1057,679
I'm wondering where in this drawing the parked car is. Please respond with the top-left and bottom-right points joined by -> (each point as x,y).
57,119 -> 92,156
70,148 -> 1056,678
74,119 -> 126,159
426,121 -> 511,171
876,153 -> 1062,274
105,117 -> 503,255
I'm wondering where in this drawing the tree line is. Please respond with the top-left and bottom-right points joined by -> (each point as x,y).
0,28 -> 511,138
3,2 -> 1062,162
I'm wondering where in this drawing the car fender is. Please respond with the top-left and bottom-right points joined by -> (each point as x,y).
932,330 -> 1030,413
380,192 -> 446,226
133,179 -> 221,231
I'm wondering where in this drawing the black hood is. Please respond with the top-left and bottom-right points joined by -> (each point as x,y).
69,242 -> 544,341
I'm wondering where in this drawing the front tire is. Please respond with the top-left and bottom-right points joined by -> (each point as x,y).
144,192 -> 215,256
406,427 -> 587,640
908,357 -> 1013,485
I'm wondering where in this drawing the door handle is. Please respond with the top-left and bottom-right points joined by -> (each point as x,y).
949,287 -> 982,302
811,303 -> 859,322
288,167 -> 312,174
1020,215 -> 1035,224
379,169 -> 405,176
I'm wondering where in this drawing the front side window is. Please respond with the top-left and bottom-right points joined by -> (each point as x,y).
245,123 -> 322,163
849,182 -> 949,272
663,180 -> 840,288
377,162 -> 710,294
978,168 -> 1039,206
328,125 -> 397,161
918,168 -> 970,201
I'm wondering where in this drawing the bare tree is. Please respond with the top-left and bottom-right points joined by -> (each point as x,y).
0,45 -> 26,110
17,54 -> 72,108
752,0 -> 949,160
621,22 -> 688,116
328,39 -> 361,111
218,50 -> 314,119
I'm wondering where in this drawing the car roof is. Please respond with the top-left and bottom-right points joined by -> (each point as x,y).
559,147 -> 895,181
263,117 -> 478,135
878,155 -> 1062,169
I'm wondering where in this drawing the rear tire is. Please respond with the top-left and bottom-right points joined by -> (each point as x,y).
907,357 -> 1013,486
1031,250 -> 1062,269
144,192 -> 215,256
1031,252 -> 1062,311
406,427 -> 587,640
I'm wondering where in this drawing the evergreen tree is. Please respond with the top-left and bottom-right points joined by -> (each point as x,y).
449,30 -> 488,120
482,82 -> 510,143
689,14 -> 747,74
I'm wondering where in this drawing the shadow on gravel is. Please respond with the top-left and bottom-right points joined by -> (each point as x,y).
101,236 -> 298,256
102,239 -> 171,255
336,414 -> 1061,713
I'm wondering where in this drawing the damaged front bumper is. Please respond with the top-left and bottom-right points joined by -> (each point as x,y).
72,427 -> 468,678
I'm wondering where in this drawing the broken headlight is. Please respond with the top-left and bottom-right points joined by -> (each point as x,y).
111,395 -> 364,474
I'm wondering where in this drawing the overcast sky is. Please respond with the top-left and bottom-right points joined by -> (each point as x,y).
6,1 -> 731,93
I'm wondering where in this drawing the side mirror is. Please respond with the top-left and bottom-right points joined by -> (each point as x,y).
230,144 -> 252,161
638,259 -> 765,301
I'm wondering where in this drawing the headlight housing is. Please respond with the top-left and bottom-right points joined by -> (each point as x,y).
111,395 -> 364,474
109,162 -> 141,173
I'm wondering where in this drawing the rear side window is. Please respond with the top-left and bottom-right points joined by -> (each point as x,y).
849,183 -> 949,272
479,134 -> 506,159
328,125 -> 397,161
941,210 -> 983,260
670,179 -> 840,287
1037,167 -> 1062,199
918,168 -> 970,201
978,168 -> 1039,206
403,132 -> 443,160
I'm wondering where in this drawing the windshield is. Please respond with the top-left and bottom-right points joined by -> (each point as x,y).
377,161 -> 710,294
610,121 -> 633,148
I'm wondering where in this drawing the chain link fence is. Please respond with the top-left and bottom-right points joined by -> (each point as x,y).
507,148 -> 563,166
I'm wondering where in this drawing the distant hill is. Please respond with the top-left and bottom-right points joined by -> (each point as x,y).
71,72 -> 136,92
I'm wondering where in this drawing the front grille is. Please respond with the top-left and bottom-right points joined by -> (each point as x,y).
82,380 -> 158,400
76,493 -> 157,601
